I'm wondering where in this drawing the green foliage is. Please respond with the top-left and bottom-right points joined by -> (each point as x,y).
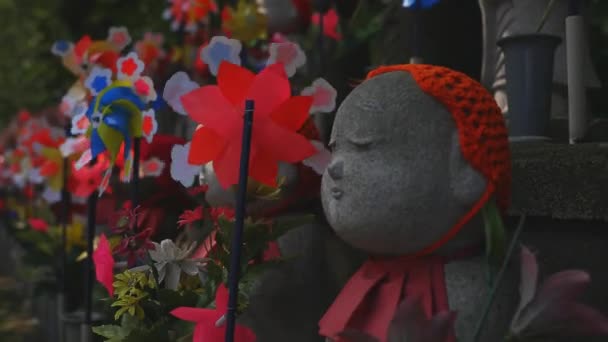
482,200 -> 507,284
0,0 -> 71,124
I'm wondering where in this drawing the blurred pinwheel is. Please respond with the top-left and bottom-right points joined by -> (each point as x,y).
79,52 -> 158,195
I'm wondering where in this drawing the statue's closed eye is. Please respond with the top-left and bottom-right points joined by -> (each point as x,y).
347,136 -> 376,149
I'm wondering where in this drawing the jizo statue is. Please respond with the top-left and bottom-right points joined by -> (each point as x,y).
318,64 -> 518,341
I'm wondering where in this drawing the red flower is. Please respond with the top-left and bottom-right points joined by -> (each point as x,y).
27,218 -> 49,233
181,61 -> 315,189
178,206 -> 204,228
171,285 -> 257,342
210,207 -> 235,222
311,9 -> 342,41
93,234 -> 115,297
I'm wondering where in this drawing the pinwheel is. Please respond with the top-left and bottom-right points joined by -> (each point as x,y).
402,0 -> 442,63
85,79 -> 145,181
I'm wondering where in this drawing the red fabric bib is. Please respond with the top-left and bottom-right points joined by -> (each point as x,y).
319,255 -> 453,342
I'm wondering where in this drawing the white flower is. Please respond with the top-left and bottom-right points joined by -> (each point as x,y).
141,158 -> 165,178
71,112 -> 90,136
132,239 -> 202,290
107,26 -> 132,50
42,187 -> 61,204
301,78 -> 338,113
84,67 -> 113,95
303,140 -> 332,175
60,136 -> 89,158
201,36 -> 242,76
162,72 -> 199,115
267,42 -> 307,78
134,76 -> 157,103
116,52 -> 145,81
141,109 -> 158,143
170,142 -> 200,187
28,168 -> 44,184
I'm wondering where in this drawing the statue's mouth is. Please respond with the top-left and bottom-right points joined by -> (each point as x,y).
330,187 -> 343,200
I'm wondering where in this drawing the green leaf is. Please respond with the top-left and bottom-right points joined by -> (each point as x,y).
91,325 -> 131,340
482,200 -> 507,271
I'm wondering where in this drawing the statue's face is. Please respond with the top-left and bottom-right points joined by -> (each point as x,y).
321,71 -> 484,255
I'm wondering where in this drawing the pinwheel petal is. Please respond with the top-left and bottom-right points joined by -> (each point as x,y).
181,86 -> 237,136
212,143 -> 241,189
270,96 -> 313,131
255,121 -> 316,163
97,124 -> 123,163
170,307 -> 217,323
90,130 -> 107,159
188,126 -> 226,165
245,65 -> 291,117
249,151 -> 279,187
217,61 -> 255,106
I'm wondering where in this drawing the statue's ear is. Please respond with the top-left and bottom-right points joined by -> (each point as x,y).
449,131 -> 487,206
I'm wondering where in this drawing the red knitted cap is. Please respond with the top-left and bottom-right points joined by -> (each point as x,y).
366,64 -> 511,255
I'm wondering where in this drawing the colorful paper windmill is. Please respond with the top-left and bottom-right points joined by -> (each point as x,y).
78,52 -> 158,194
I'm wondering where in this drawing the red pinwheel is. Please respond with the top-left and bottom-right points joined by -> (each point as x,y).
181,61 -> 315,188
171,285 -> 256,342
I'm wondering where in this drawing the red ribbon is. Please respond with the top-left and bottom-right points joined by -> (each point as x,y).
319,255 -> 454,342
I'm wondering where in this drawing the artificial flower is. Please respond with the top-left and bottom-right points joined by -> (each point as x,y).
222,0 -> 268,44
116,52 -> 145,81
71,112 -> 90,136
135,32 -> 165,66
59,136 -> 90,158
311,8 -> 342,41
51,40 -> 74,57
163,0 -> 218,32
84,66 -> 113,96
41,187 -> 61,204
267,42 -> 306,78
132,239 -> 202,290
70,156 -> 111,198
163,72 -> 200,115
170,142 -> 201,187
178,206 -> 204,228
301,77 -> 337,113
508,246 -> 608,339
171,285 -> 257,342
200,36 -> 242,76
181,61 -> 316,188
141,109 -> 158,143
107,26 -> 132,51
27,218 -> 49,233
66,217 -> 86,251
134,77 -> 158,103
141,157 -> 165,178
93,234 -> 116,297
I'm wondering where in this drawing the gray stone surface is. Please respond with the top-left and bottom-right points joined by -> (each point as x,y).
509,141 -> 608,221
320,69 -> 517,340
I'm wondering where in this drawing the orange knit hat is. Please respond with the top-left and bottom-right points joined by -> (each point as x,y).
366,64 -> 511,256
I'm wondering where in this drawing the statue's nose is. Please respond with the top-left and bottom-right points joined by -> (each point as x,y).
327,159 -> 343,180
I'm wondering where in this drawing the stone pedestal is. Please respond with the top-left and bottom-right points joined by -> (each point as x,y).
508,141 -> 608,341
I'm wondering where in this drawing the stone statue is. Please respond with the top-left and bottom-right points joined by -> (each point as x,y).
318,65 -> 519,341
200,119 -> 365,342
479,0 -> 601,119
